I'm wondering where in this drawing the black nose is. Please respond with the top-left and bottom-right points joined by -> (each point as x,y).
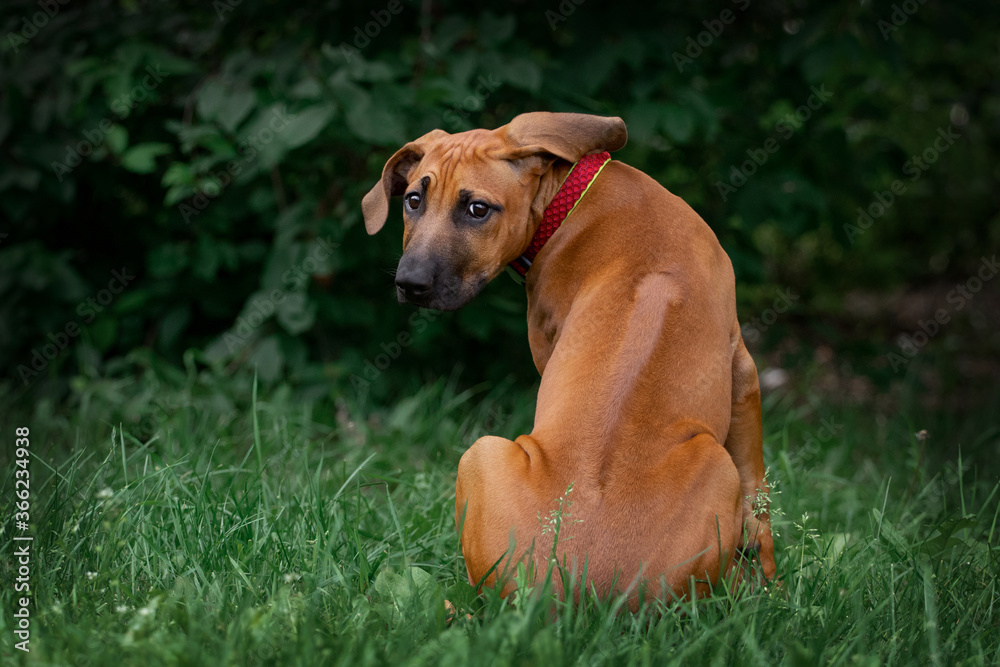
395,257 -> 434,301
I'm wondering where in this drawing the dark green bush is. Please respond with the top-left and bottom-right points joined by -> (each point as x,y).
2,0 -> 997,400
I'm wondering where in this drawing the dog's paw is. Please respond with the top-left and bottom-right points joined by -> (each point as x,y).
737,514 -> 777,586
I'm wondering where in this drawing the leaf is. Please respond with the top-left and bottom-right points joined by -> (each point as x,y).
196,79 -> 227,121
142,49 -> 198,75
275,292 -> 316,335
169,123 -> 228,153
104,125 -> 129,155
371,567 -> 439,625
478,12 -> 516,46
88,317 -> 118,352
280,103 -> 336,150
498,57 -> 541,93
873,509 -> 910,557
238,104 -> 296,170
248,336 -> 283,383
346,60 -> 396,83
345,97 -> 404,145
290,77 -> 323,99
158,305 -> 191,350
0,167 -> 41,192
195,79 -> 258,133
625,101 -> 661,143
161,162 -> 194,188
922,515 -> 978,558
218,88 -> 257,133
387,397 -> 422,431
202,333 -> 240,364
148,244 -> 190,278
194,236 -> 223,281
164,184 -> 195,207
114,288 -> 150,313
121,143 -> 171,173
661,104 -> 695,144
823,532 -> 851,565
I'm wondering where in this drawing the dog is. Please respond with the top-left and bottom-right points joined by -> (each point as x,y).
363,112 -> 775,606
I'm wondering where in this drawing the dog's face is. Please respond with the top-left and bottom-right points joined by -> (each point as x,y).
385,130 -> 546,311
363,112 -> 627,311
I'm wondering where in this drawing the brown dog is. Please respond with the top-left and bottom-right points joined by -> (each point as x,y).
363,112 -> 775,605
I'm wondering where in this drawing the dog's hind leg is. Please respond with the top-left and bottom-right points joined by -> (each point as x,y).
722,328 -> 777,582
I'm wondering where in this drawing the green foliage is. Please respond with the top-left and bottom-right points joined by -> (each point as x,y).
0,367 -> 997,664
2,1 -> 998,395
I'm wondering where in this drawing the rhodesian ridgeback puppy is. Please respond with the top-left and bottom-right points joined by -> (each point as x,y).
363,112 -> 775,605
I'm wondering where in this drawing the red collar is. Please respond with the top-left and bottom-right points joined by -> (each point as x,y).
508,151 -> 611,278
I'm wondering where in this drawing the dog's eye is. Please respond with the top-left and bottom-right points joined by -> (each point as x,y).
405,193 -> 421,210
467,201 -> 490,219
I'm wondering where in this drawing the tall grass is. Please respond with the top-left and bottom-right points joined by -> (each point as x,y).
1,367 -> 997,665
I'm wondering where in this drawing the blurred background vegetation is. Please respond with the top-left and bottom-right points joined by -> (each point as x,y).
1,0 -> 998,417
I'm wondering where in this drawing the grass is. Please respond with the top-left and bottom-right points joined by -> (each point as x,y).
1,357 -> 998,666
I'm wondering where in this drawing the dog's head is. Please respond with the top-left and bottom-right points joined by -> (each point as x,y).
363,112 -> 627,310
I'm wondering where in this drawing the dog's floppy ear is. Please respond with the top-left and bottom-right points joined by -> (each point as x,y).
501,112 -> 627,166
362,129 -> 449,235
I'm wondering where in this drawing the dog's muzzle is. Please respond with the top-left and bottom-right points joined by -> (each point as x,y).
395,255 -> 435,304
